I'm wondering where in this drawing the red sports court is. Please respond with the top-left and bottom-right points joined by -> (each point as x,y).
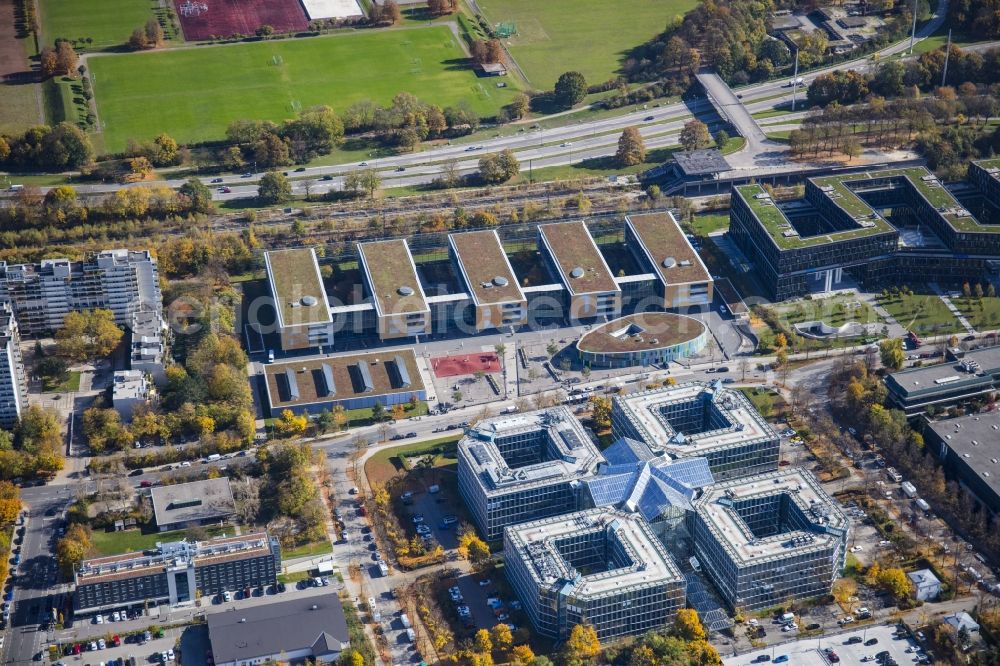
431,352 -> 501,378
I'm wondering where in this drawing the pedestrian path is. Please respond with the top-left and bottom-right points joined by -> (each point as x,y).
930,283 -> 977,335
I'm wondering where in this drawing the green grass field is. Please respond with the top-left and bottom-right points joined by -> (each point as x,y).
90,525 -> 230,556
878,292 -> 964,336
0,84 -> 40,135
475,0 -> 697,88
40,0 -> 158,48
89,27 -> 522,152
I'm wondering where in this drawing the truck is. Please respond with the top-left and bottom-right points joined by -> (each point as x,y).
405,628 -> 416,643
915,498 -> 931,512
502,405 -> 518,414
780,612 -> 796,624
377,560 -> 389,577
886,467 -> 902,483
901,481 -> 917,499
400,613 -> 411,629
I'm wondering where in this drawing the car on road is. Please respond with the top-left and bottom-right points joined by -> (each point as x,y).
773,657 -> 788,664
395,166 -> 406,172
218,186 -> 231,193
359,161 -> 368,166
295,167 -> 306,172
127,469 -> 144,477
560,142 -> 572,147
210,178 -> 223,183
241,172 -> 253,178
644,115 -> 655,121
846,636 -> 863,644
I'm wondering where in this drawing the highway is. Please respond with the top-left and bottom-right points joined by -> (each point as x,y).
2,0 -> 968,203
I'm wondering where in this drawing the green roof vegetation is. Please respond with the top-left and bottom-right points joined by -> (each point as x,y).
266,249 -> 331,326
358,240 -> 427,315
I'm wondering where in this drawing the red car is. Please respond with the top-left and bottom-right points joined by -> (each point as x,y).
139,480 -> 152,488
112,635 -> 121,647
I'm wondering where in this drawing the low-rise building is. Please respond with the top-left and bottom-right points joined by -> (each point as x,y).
926,411 -> 1000,516
111,370 -> 151,422
129,310 -> 166,386
150,478 -> 236,532
538,221 -> 622,321
625,212 -> 713,309
208,592 -> 350,666
448,230 -> 527,332
457,407 -> 605,541
611,381 -> 780,480
358,239 -> 432,340
264,248 -> 335,352
74,532 -> 280,615
262,349 -> 425,417
886,346 -> 1000,414
504,508 -> 686,641
689,468 -> 850,611
576,312 -> 707,369
908,569 -> 942,601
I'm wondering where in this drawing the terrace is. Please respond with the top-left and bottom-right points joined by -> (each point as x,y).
357,240 -> 428,316
449,230 -> 525,305
265,249 -> 331,326
538,222 -> 619,295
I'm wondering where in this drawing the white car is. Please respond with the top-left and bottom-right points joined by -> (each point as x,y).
179,461 -> 192,468
838,616 -> 854,625
167,649 -> 175,661
97,639 -> 106,650
96,614 -> 104,624
112,611 -> 120,622
850,546 -> 863,553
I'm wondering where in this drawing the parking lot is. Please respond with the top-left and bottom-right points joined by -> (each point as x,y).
725,625 -> 926,666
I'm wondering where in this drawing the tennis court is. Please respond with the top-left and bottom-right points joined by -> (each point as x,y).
431,352 -> 501,378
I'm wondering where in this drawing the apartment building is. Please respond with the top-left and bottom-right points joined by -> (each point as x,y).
0,303 -> 27,429
0,250 -> 161,335
74,533 -> 280,615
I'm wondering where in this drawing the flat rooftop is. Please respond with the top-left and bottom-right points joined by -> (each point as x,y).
505,508 -> 684,598
614,381 -> 777,457
674,148 -> 730,177
538,221 -> 619,295
886,345 -> 1000,400
208,591 -> 349,665
77,533 -> 273,585
449,230 -> 525,305
577,312 -> 705,354
357,239 -> 428,316
814,166 -> 994,234
734,183 -> 895,250
626,212 -> 711,286
150,478 -> 235,527
264,349 -> 423,410
264,248 -> 331,327
460,406 -> 604,495
694,468 -> 849,564
928,412 -> 1000,499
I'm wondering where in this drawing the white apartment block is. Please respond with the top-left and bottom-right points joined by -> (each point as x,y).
0,303 -> 27,429
0,250 -> 162,335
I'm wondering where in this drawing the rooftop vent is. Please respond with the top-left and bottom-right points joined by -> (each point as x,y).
662,257 -> 677,268
398,286 -> 414,296
301,295 -> 318,306
569,267 -> 585,279
493,276 -> 509,287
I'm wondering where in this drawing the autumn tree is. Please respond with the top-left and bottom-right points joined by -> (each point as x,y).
457,528 -> 492,569
508,93 -> 530,119
144,18 -> 164,47
474,629 -> 493,654
479,149 -> 519,184
511,645 -> 535,666
274,409 -> 308,437
878,567 -> 913,600
56,523 -> 91,578
490,623 -> 513,653
40,47 -> 58,77
55,42 -> 79,76
614,126 -> 646,167
879,338 -> 906,370
55,309 -> 124,361
427,0 -> 458,13
562,624 -> 600,666
674,607 -> 707,641
679,119 -> 711,151
344,168 -> 381,199
0,481 -> 21,525
589,395 -> 612,430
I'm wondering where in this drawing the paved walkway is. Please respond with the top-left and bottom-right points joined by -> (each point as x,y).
930,283 -> 977,335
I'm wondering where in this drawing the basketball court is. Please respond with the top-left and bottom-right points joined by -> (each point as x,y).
431,352 -> 501,378
301,0 -> 364,19
175,0 -> 309,41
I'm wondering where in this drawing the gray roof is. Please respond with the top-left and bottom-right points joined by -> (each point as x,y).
928,411 -> 1000,500
150,478 -> 235,528
208,592 -> 349,664
886,345 -> 1000,401
674,149 -> 730,176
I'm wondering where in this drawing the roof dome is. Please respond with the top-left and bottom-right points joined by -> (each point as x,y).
570,267 -> 585,279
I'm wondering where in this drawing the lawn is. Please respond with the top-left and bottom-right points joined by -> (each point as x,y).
952,295 -> 1000,332
282,539 -> 332,560
774,294 -> 882,329
364,435 -> 461,487
39,0 -> 158,49
89,27 -> 522,152
878,292 -> 964,336
345,400 -> 428,426
0,84 -> 40,136
475,0 -> 697,88
42,370 -> 81,393
686,213 -> 729,237
89,525 -> 230,556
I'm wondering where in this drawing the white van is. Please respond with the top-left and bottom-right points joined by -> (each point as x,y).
207,453 -> 222,462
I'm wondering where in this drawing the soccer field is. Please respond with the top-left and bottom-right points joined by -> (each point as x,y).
476,0 -> 698,89
40,0 -> 158,48
89,27 -> 521,153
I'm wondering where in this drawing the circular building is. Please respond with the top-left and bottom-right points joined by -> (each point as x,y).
576,312 -> 706,369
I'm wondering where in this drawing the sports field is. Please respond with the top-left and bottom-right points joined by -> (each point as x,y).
89,27 -> 522,152
476,0 -> 698,89
39,0 -> 157,48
